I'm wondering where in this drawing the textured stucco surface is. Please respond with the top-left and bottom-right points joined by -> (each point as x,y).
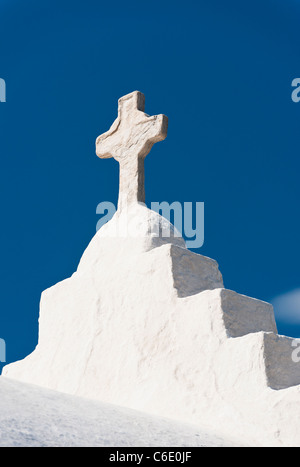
3,205 -> 300,446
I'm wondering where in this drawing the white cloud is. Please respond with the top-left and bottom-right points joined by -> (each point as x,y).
272,289 -> 300,325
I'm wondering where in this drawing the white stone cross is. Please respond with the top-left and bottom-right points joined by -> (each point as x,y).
96,91 -> 168,210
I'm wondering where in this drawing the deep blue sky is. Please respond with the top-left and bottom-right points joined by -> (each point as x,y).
1,0 -> 300,372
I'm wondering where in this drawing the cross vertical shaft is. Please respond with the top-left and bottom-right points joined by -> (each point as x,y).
118,155 -> 145,211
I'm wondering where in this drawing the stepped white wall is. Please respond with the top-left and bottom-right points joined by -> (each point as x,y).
3,205 -> 300,446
